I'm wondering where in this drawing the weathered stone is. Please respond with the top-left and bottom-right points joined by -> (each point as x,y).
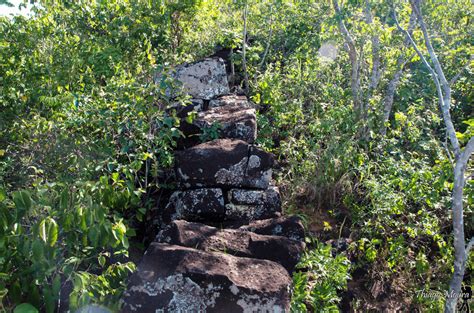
238,216 -> 306,242
121,243 -> 291,312
209,94 -> 254,109
171,58 -> 230,100
229,186 -> 281,206
158,220 -> 304,273
224,203 -> 280,222
194,104 -> 257,143
175,139 -> 274,189
164,188 -> 225,222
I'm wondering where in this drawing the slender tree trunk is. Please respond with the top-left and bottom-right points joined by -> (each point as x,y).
447,138 -> 474,312
381,12 -> 416,135
242,2 -> 249,95
333,0 -> 360,114
394,2 -> 473,311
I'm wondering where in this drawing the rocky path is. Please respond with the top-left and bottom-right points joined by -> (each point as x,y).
121,58 -> 306,312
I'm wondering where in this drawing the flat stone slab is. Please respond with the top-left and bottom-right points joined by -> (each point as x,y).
209,94 -> 255,109
158,220 -> 304,273
121,243 -> 291,312
164,187 -> 279,223
229,186 -> 280,206
195,104 -> 257,143
164,188 -> 225,222
238,216 -> 306,242
175,139 -> 274,189
172,58 -> 230,100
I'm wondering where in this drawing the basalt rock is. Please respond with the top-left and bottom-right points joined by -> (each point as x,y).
169,58 -> 230,100
238,215 -> 306,242
175,139 -> 274,189
120,243 -> 291,313
209,94 -> 254,109
163,188 -> 225,222
194,104 -> 257,143
164,188 -> 279,223
157,220 -> 304,273
177,103 -> 257,149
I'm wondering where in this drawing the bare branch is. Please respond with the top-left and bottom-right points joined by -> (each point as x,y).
242,2 -> 249,95
259,5 -> 274,70
365,0 -> 381,91
333,0 -> 361,112
466,237 -> 474,255
394,2 -> 461,155
381,12 -> 416,135
449,55 -> 473,86
410,0 -> 449,87
446,135 -> 474,313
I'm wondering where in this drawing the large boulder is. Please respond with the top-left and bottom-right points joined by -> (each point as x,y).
175,139 -> 274,189
164,188 -> 225,222
194,104 -> 257,143
238,216 -> 306,242
170,58 -> 230,100
120,243 -> 291,312
158,220 -> 304,273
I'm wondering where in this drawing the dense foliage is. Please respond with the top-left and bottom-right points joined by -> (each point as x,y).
0,0 -> 472,312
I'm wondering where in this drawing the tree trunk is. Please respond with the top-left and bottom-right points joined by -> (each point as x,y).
242,2 -> 249,95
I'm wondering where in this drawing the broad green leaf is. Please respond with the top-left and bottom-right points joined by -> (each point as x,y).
12,190 -> 32,219
38,218 -> 59,247
32,240 -> 44,262
14,303 -> 38,313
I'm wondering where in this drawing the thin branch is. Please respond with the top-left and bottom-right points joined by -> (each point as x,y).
259,5 -> 274,70
393,2 -> 460,155
333,0 -> 360,112
410,0 -> 460,155
365,0 -> 381,91
449,55 -> 473,86
410,0 -> 449,87
466,237 -> 474,255
242,2 -> 249,95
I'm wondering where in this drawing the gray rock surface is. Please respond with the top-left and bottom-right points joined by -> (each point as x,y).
164,188 -> 225,222
209,94 -> 255,109
121,243 -> 291,313
157,220 -> 305,273
175,139 -> 274,189
172,58 -> 230,100
194,104 -> 257,143
238,216 -> 306,242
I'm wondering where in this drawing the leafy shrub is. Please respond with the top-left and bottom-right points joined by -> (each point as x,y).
291,243 -> 351,312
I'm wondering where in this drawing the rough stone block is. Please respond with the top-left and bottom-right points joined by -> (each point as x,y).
164,188 -> 225,222
158,220 -> 304,273
120,243 -> 291,312
238,216 -> 306,242
209,94 -> 254,109
172,58 -> 230,100
175,139 -> 274,189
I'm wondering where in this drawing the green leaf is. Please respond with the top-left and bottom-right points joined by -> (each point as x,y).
59,188 -> 69,210
32,240 -> 44,262
12,190 -> 32,219
14,303 -> 38,313
38,218 -> 59,247
0,189 -> 5,202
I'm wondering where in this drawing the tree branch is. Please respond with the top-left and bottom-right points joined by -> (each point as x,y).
449,55 -> 473,86
393,2 -> 460,155
466,237 -> 474,255
333,0 -> 361,112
